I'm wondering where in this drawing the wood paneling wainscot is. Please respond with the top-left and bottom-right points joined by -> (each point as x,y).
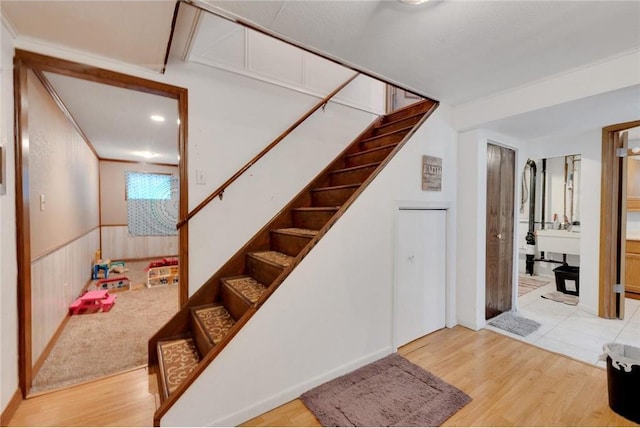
30,228 -> 99,365
100,225 -> 178,260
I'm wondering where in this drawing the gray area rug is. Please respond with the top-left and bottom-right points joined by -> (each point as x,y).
488,311 -> 541,337
542,291 -> 579,306
301,353 -> 471,427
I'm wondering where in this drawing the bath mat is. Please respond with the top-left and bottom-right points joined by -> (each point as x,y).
488,312 -> 541,337
518,276 -> 550,296
301,353 -> 471,427
542,291 -> 579,306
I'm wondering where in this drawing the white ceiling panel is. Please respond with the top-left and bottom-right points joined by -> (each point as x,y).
200,0 -> 640,105
44,72 -> 179,164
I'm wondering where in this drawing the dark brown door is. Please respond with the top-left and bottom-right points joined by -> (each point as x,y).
486,143 -> 515,319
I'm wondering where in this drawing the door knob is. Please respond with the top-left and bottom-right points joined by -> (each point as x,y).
496,233 -> 502,239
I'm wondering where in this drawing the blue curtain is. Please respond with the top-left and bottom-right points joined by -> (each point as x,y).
126,171 -> 178,236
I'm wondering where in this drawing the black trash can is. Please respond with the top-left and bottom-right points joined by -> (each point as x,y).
601,343 -> 640,423
553,264 -> 580,296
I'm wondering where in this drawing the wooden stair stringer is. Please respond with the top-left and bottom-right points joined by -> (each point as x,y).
151,99 -> 439,426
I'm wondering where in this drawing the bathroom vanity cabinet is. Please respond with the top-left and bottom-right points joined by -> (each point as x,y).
624,239 -> 640,297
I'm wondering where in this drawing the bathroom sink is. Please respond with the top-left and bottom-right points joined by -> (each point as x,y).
536,230 -> 580,255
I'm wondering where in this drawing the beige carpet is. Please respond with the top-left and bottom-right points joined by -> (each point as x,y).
31,260 -> 178,394
301,353 -> 471,426
518,276 -> 551,297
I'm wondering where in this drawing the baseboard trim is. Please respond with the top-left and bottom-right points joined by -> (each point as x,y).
1,388 -> 23,426
206,347 -> 393,427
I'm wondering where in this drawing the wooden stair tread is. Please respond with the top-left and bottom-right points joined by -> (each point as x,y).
311,183 -> 361,192
331,162 -> 380,174
249,250 -> 295,267
272,227 -> 318,237
360,126 -> 412,143
223,276 -> 267,304
292,206 -> 340,212
346,143 -> 397,158
192,304 -> 236,344
157,337 -> 200,396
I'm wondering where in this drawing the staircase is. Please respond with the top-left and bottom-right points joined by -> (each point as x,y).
148,99 -> 438,424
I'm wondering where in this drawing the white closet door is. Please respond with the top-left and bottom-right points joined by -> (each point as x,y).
395,209 -> 447,347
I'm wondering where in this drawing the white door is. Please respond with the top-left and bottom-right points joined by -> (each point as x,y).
395,209 -> 447,347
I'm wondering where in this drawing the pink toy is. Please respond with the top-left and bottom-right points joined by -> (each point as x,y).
69,290 -> 117,315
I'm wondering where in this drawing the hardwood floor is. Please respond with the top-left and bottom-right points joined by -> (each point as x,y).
8,326 -> 638,427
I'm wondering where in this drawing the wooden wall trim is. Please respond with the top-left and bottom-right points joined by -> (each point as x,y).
101,224 -> 129,228
14,56 -> 33,395
31,70 -> 99,159
31,226 -> 100,263
0,389 -> 23,427
100,158 -> 178,167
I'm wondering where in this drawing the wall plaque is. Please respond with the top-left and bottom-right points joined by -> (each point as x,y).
422,155 -> 442,191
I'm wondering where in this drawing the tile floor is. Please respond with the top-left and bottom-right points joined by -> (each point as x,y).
485,277 -> 640,368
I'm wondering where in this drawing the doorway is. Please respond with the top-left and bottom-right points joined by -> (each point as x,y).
600,120 -> 640,319
485,143 -> 515,319
13,51 -> 188,396
394,208 -> 447,347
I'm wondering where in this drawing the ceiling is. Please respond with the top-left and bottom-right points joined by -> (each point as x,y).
2,0 -> 639,158
1,0 -> 175,72
200,0 -> 640,104
44,72 -> 180,164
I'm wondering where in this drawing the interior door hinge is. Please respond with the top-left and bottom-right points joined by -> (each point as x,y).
616,148 -> 628,158
614,283 -> 624,294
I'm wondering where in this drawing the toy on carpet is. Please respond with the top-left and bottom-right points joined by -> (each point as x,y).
96,276 -> 130,292
69,289 -> 117,315
145,258 -> 179,288
91,251 -> 126,280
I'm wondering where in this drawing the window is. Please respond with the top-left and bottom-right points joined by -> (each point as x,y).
126,172 -> 172,200
125,171 -> 178,236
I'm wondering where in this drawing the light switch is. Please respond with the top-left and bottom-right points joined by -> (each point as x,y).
40,194 -> 46,211
196,169 -> 206,185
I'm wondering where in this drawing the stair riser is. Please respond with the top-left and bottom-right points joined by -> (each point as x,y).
383,101 -> 433,124
221,283 -> 252,320
361,133 -> 405,151
345,146 -> 395,168
271,232 -> 313,257
373,116 -> 420,136
311,187 -> 357,206
330,166 -> 377,186
190,312 -> 214,357
292,210 -> 336,230
246,256 -> 284,286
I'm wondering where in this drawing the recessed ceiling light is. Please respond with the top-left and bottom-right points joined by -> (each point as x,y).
150,115 -> 165,122
399,0 -> 428,4
133,151 -> 159,159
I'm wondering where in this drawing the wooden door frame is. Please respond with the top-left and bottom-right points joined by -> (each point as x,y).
599,120 -> 640,319
13,50 -> 189,395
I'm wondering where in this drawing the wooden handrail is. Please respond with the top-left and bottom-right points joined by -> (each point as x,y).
176,73 -> 359,229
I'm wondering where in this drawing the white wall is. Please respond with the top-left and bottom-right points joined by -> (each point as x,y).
0,19 -> 18,414
161,106 -> 458,427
